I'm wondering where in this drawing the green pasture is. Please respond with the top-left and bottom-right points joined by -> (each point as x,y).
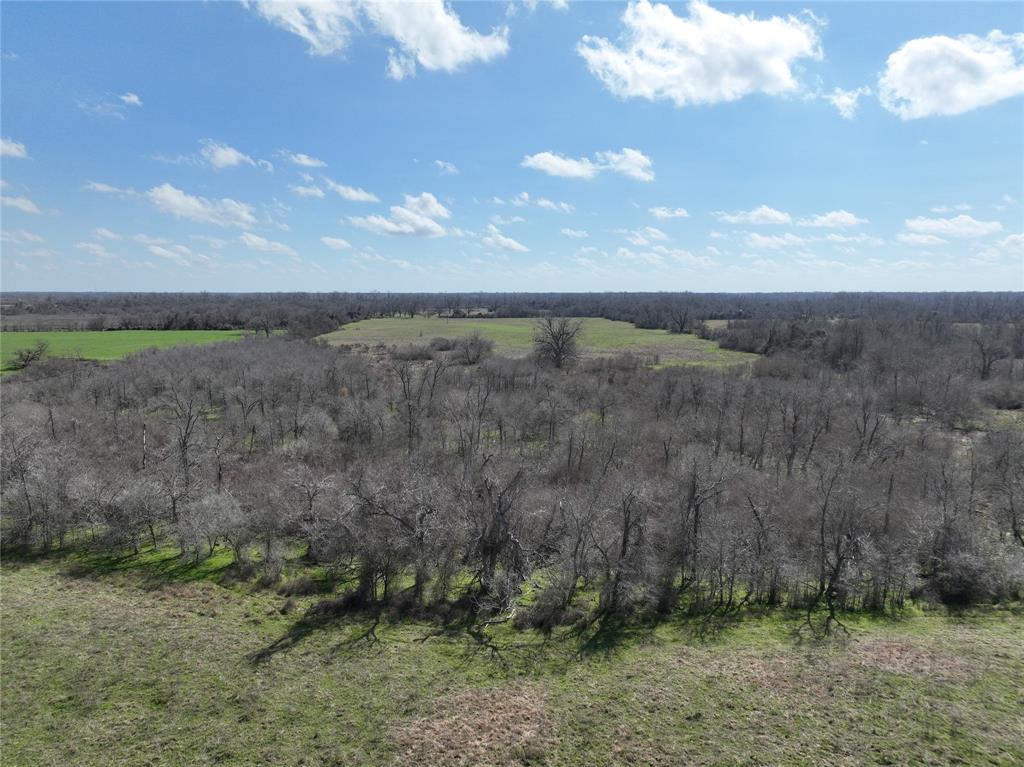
321,316 -> 757,367
2,553 -> 1022,767
0,330 -> 246,370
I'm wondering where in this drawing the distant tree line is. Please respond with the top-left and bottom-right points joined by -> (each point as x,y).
3,303 -> 1022,635
3,291 -> 1022,338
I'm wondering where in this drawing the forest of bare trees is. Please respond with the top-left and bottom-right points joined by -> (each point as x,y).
2,295 -> 1023,636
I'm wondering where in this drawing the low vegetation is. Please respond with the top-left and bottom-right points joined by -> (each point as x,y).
2,556 -> 1022,766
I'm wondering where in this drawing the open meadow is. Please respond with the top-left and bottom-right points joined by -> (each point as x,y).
3,551 -> 1022,767
0,330 -> 246,370
320,317 -> 757,367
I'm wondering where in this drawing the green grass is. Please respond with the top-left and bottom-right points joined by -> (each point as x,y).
0,330 -> 246,370
3,553 -> 1022,766
321,316 -> 758,367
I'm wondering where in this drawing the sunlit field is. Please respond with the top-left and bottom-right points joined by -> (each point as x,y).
320,316 -> 757,367
0,330 -> 246,370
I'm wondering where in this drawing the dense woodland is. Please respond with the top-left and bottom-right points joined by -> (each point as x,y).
3,293 -> 1024,636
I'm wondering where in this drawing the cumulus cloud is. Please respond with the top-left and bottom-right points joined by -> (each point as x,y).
94,227 -> 121,240
349,192 -> 450,237
714,205 -> 791,225
320,236 -> 352,250
120,92 -> 143,107
897,233 -> 947,246
625,226 -> 668,246
284,151 -> 327,168
577,0 -> 822,107
290,184 -> 325,198
537,198 -> 574,213
481,223 -> 529,252
1,194 -> 41,214
522,147 -> 654,181
434,160 -> 459,175
83,180 -> 136,196
879,30 -> 1024,119
521,151 -> 597,179
240,232 -> 299,258
904,214 -> 1003,238
1,138 -> 28,158
252,0 -> 509,79
826,86 -> 871,119
650,206 -> 689,219
147,183 -> 256,228
324,177 -> 379,202
796,210 -> 868,228
76,242 -> 116,259
199,139 -> 267,170
746,232 -> 808,249
561,228 -> 589,238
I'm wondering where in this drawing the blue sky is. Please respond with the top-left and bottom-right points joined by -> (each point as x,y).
1,0 -> 1022,292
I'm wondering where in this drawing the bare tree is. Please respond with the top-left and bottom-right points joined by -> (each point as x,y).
532,317 -> 583,369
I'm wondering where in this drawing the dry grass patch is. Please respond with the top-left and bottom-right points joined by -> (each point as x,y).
397,684 -> 553,766
852,637 -> 970,680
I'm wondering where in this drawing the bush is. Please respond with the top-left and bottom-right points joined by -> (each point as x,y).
391,344 -> 435,361
429,337 -> 456,351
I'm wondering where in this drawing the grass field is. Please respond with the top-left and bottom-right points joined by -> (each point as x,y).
2,552 -> 1022,767
321,317 -> 757,367
0,330 -> 246,370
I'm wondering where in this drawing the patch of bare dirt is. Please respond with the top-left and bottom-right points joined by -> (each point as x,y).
396,684 -> 552,767
852,638 -> 970,679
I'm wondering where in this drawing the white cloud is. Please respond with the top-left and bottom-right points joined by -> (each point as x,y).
320,236 -> 352,250
323,177 -> 379,202
1,138 -> 28,159
147,183 -> 256,228
349,192 -> 450,237
75,242 -> 116,259
120,92 -> 143,107
434,159 -> 459,175
745,232 -> 808,249
537,198 -> 574,213
625,226 -> 668,246
522,147 -> 654,181
715,205 -> 791,225
284,151 -> 327,168
1,229 -> 44,244
1,195 -> 41,215
200,139 -> 256,169
930,203 -> 972,213
481,223 -> 529,252
521,151 -> 598,180
879,30 -> 1024,119
83,180 -> 136,196
823,233 -> 884,247
650,206 -> 689,219
904,214 -> 1003,238
253,0 -> 509,78
577,0 -> 822,107
561,228 -> 589,238
616,246 -> 664,266
290,184 -> 325,198
511,192 -> 530,207
94,227 -> 121,240
148,245 -> 191,267
595,148 -> 654,181
796,210 -> 868,228
491,215 -> 525,225
826,86 -> 871,119
240,232 -> 299,258
897,233 -> 947,246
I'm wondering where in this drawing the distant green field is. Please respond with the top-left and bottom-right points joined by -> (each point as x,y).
321,316 -> 757,367
0,330 -> 246,370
